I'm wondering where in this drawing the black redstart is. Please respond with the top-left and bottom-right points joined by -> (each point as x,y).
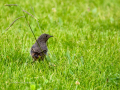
30,34 -> 53,62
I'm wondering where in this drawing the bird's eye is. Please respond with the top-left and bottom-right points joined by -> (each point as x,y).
46,35 -> 47,37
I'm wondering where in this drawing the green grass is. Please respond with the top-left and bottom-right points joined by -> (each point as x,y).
0,0 -> 120,89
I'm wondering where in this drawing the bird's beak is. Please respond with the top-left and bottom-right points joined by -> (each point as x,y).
50,35 -> 53,37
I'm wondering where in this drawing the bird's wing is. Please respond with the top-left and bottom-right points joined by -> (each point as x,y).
31,47 -> 47,60
39,50 -> 47,56
31,45 -> 47,54
31,50 -> 47,60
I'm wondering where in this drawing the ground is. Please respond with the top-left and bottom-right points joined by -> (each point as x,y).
0,0 -> 120,89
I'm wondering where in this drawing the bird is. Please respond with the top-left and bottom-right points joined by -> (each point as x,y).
30,34 -> 53,62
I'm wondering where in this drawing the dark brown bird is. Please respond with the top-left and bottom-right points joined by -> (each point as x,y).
30,34 -> 53,62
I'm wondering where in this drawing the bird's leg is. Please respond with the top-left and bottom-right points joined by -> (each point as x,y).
31,60 -> 35,64
31,58 -> 37,64
38,55 -> 41,62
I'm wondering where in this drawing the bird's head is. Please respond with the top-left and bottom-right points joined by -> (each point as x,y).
38,34 -> 53,42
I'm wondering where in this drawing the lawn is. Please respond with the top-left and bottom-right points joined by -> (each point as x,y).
0,0 -> 120,89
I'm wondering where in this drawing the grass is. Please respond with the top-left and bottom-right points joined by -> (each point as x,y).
0,0 -> 120,89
